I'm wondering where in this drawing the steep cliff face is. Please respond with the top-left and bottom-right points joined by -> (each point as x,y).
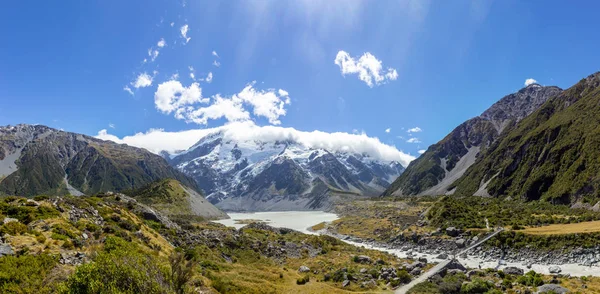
167,131 -> 404,211
383,84 -> 562,196
453,73 -> 600,203
0,124 -> 197,196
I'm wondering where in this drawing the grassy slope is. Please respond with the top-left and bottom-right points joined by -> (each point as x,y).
0,194 -> 411,293
454,73 -> 600,202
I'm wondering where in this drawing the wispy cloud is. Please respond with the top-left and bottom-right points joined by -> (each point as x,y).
525,78 -> 537,86
385,128 -> 391,133
180,24 -> 191,43
406,137 -> 421,144
109,123 -> 116,129
418,149 -> 426,154
334,50 -> 398,87
407,127 -> 422,133
123,85 -> 134,96
132,72 -> 154,88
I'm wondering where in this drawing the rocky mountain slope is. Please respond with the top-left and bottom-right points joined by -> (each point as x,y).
0,124 -> 197,196
452,72 -> 600,203
125,179 -> 228,220
166,132 -> 405,211
383,83 -> 562,196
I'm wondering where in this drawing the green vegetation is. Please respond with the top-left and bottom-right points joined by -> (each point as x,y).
454,73 -> 600,202
60,236 -> 174,293
427,196 -> 600,229
0,254 -> 59,293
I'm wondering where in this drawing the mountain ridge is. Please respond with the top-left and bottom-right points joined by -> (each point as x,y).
0,124 -> 198,196
452,72 -> 600,202
383,83 -> 563,197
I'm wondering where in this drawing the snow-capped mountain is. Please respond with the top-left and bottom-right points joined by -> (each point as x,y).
166,131 -> 405,211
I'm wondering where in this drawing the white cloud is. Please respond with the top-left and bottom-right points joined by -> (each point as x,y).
180,24 -> 191,43
525,78 -> 537,86
157,38 -> 166,48
154,80 -> 207,114
154,81 -> 291,126
170,73 -> 179,80
170,22 -> 174,27
407,127 -> 422,133
406,137 -> 421,143
123,85 -> 134,95
109,123 -> 116,129
132,72 -> 153,88
334,50 -> 398,87
385,128 -> 391,133
212,50 -> 219,57
213,60 -> 221,67
418,149 -> 426,154
206,72 -> 213,83
96,121 -> 416,166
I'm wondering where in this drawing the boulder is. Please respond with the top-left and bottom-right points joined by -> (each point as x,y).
467,269 -> 484,278
410,268 -> 421,276
418,257 -> 428,263
548,266 -> 562,274
455,238 -> 466,248
536,284 -> 569,294
360,268 -> 368,274
342,280 -> 350,287
0,244 -> 14,256
446,227 -> 461,237
355,255 -> 372,264
446,259 -> 467,272
503,266 -> 524,276
299,266 -> 310,273
436,253 -> 449,260
2,217 -> 18,224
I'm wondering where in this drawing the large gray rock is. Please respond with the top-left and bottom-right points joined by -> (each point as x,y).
536,284 -> 569,293
503,266 -> 524,276
446,227 -> 461,237
436,253 -> 448,260
410,268 -> 421,276
299,265 -> 310,273
455,238 -> 466,248
342,280 -> 350,287
548,266 -> 562,274
355,255 -> 372,264
0,244 -> 14,256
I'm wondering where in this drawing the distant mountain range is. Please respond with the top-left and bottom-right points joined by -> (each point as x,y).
0,124 -> 196,196
165,131 -> 405,211
382,83 -> 562,197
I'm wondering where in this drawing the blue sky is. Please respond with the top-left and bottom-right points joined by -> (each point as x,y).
1,0 -> 600,162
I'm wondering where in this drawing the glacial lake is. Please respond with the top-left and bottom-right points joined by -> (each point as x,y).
213,211 -> 339,234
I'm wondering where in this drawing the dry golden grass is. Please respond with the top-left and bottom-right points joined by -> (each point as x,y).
560,276 -> 600,293
311,222 -> 326,231
521,220 -> 600,235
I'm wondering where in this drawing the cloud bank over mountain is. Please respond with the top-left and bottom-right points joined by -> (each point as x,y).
96,121 -> 416,166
